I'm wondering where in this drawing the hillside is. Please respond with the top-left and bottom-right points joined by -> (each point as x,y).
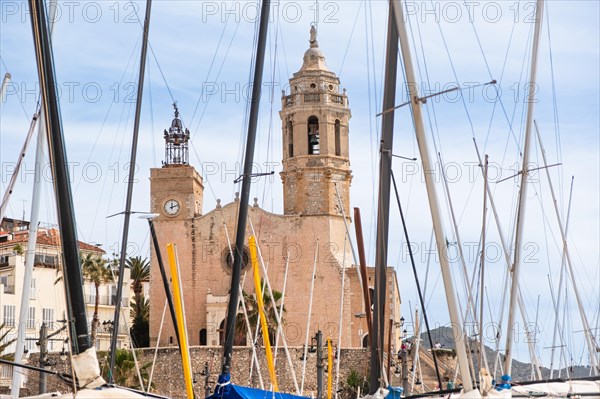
416,326 -> 592,381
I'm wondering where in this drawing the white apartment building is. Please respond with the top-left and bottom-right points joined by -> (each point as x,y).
0,218 -> 130,385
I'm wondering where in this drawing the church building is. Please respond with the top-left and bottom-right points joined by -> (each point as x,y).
148,28 -> 402,350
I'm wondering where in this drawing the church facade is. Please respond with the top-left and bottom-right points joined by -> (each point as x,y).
148,29 -> 402,351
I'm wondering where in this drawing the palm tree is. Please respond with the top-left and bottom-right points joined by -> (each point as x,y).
127,256 -> 150,347
235,280 -> 285,346
126,256 -> 150,317
130,296 -> 150,347
82,252 -> 112,345
99,349 -> 153,389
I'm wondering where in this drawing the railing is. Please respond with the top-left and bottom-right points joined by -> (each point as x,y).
284,95 -> 294,107
3,285 -> 15,294
282,92 -> 346,108
304,93 -> 320,103
330,94 -> 344,104
85,294 -> 129,307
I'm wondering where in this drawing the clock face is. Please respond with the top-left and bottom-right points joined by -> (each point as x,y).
163,199 -> 181,216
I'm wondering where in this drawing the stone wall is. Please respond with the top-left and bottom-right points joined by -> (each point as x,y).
17,347 -> 375,399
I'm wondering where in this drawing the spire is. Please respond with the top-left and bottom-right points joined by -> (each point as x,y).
163,103 -> 190,166
299,24 -> 330,72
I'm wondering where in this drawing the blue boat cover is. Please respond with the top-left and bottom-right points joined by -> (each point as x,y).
207,374 -> 309,399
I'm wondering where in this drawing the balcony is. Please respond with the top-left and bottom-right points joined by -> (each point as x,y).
2,284 -> 15,294
282,92 -> 347,109
85,294 -> 129,307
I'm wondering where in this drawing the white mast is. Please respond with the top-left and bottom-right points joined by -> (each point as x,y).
11,2 -> 58,395
504,0 -> 544,375
536,126 -> 599,373
0,72 -> 11,102
390,0 -> 473,392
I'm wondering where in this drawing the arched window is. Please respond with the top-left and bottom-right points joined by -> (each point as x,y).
287,121 -> 294,158
218,319 -> 226,346
334,119 -> 341,156
308,116 -> 320,155
362,334 -> 369,348
199,328 -> 207,346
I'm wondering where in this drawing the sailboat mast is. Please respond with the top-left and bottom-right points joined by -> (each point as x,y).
390,0 -> 474,391
220,0 -> 271,377
28,0 -> 90,353
0,73 -> 10,102
504,0 -> 544,375
109,0 -> 153,381
369,2 -> 398,393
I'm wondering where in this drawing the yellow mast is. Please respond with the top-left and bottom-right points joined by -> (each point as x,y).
249,235 -> 279,391
167,243 -> 195,399
327,338 -> 333,399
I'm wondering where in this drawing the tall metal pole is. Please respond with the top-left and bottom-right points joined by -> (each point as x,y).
536,123 -> 598,372
38,323 -> 48,395
28,0 -> 90,354
504,0 -> 544,375
316,331 -> 324,399
369,3 -> 398,393
147,217 -> 181,349
479,155 -> 489,370
109,0 -> 153,381
220,0 -> 271,378
391,0 -> 473,390
390,172 -> 443,390
353,208 -> 373,343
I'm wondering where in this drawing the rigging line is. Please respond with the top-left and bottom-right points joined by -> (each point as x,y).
148,53 -> 156,168
463,0 -> 521,155
193,17 -> 243,145
189,18 -> 230,128
125,0 -> 177,107
0,56 -> 30,120
363,0 -> 378,264
544,3 -> 564,212
260,9 -> 281,209
337,1 -> 363,78
73,31 -> 142,195
428,0 -> 478,138
235,6 -> 262,199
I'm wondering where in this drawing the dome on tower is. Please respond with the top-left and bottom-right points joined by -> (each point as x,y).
299,25 -> 331,72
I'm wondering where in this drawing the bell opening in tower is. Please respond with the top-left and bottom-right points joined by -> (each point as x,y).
308,115 -> 320,155
163,103 -> 190,167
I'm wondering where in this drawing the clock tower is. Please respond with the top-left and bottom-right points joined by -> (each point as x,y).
149,104 -> 203,220
148,105 -> 204,345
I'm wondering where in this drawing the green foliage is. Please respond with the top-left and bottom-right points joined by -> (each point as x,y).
0,323 -> 17,360
99,349 -> 153,389
235,279 -> 285,346
13,244 -> 24,255
130,296 -> 150,348
81,253 -> 112,345
128,256 -> 150,348
344,369 -> 369,398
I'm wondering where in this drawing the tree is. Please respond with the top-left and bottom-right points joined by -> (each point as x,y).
130,296 -> 149,347
127,256 -> 150,347
82,252 -> 112,345
0,323 -> 17,360
235,280 -> 285,346
99,349 -> 153,389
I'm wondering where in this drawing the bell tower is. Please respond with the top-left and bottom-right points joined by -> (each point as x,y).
280,25 -> 352,216
150,104 -> 203,220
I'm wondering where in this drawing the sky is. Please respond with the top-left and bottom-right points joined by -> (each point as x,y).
0,0 -> 599,369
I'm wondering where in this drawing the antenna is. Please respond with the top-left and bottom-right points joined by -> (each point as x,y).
20,199 -> 27,222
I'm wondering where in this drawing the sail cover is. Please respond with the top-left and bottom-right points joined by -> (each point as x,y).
207,375 -> 309,399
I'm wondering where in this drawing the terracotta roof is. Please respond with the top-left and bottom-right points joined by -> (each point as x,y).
1,229 -> 104,253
